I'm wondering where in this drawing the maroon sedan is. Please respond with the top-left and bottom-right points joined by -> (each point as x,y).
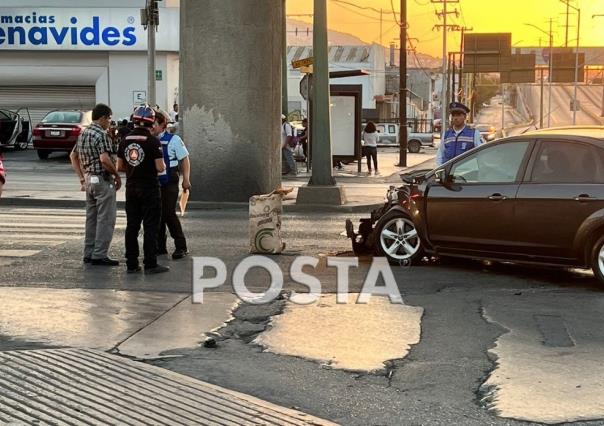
348,126 -> 604,282
33,110 -> 92,160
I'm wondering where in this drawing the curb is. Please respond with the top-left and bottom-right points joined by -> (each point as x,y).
1,196 -> 382,213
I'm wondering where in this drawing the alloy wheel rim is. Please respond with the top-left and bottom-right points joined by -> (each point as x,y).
380,217 -> 420,260
598,244 -> 604,276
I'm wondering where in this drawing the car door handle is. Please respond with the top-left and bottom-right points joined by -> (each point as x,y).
574,194 -> 597,202
488,193 -> 507,201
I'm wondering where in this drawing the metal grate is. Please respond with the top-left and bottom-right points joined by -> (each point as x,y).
0,348 -> 336,425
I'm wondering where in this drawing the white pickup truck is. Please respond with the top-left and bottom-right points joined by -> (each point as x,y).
369,123 -> 434,153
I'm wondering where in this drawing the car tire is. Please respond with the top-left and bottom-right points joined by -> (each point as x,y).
37,150 -> 50,160
408,140 -> 421,153
375,211 -> 424,265
590,236 -> 604,284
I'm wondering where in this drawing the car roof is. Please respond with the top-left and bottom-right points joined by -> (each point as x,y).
522,126 -> 604,140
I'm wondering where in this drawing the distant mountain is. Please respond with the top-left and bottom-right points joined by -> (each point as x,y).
287,18 -> 441,69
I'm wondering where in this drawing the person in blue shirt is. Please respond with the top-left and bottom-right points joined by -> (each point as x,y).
153,111 -> 191,260
436,102 -> 483,166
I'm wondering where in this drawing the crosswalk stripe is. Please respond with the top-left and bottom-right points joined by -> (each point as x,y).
0,208 -> 126,264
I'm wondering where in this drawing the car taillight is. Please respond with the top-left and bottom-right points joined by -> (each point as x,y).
68,126 -> 82,137
32,127 -> 42,137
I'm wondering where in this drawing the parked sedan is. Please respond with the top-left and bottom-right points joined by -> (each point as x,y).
33,110 -> 92,159
347,126 -> 604,282
0,108 -> 31,150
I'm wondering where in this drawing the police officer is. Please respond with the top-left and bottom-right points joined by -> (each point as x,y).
117,106 -> 169,274
153,111 -> 190,259
436,102 -> 483,166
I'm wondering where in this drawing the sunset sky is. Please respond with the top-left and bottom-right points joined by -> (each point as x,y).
287,0 -> 604,58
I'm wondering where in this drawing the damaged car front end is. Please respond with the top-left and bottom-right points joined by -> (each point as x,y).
346,169 -> 432,265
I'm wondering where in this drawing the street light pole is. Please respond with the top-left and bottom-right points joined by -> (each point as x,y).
309,0 -> 334,187
145,0 -> 158,107
525,21 -> 554,128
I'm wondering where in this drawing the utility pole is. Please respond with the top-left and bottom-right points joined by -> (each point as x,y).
540,68 -> 545,127
560,0 -> 580,125
548,18 -> 553,128
594,15 -> 604,116
432,0 -> 459,139
380,8 -> 383,47
564,0 -> 570,47
142,0 -> 159,107
282,0 -> 289,117
397,0 -> 408,166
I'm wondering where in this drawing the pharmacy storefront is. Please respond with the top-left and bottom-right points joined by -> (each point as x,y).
0,7 -> 179,123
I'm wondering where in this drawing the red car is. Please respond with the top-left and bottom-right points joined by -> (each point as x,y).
33,110 -> 92,159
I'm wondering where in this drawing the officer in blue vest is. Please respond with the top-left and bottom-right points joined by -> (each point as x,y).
154,111 -> 190,259
436,102 -> 483,166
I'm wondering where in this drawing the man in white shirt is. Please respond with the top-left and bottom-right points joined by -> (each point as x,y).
169,103 -> 179,123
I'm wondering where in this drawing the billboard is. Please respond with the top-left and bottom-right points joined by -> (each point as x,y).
500,54 -> 536,83
463,33 -> 512,73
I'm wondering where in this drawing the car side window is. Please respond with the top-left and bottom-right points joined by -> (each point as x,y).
388,125 -> 396,134
377,125 -> 385,133
450,141 -> 529,183
530,141 -> 600,183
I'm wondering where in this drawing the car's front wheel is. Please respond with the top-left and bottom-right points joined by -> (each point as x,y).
375,211 -> 424,265
591,236 -> 604,283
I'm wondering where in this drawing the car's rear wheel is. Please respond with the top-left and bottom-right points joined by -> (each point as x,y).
375,211 -> 424,265
37,150 -> 50,160
591,236 -> 604,283
408,140 -> 421,153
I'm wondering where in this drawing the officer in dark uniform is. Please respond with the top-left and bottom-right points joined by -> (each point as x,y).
117,106 -> 169,274
436,102 -> 483,166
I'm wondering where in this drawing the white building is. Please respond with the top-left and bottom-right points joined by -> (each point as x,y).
0,0 -> 179,123
287,44 -> 386,119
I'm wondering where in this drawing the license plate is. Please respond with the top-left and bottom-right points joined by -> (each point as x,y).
49,130 -> 61,136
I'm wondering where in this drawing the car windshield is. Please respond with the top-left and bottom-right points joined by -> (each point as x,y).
42,111 -> 82,124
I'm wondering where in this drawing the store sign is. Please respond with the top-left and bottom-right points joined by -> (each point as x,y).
0,8 -> 178,51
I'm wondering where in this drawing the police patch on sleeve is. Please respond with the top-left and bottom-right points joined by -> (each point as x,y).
125,143 -> 145,166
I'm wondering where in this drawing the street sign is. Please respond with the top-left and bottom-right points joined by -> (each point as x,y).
155,70 -> 163,81
551,53 -> 585,83
133,90 -> 147,106
463,33 -> 512,73
300,74 -> 311,101
500,54 -> 536,83
292,57 -> 314,69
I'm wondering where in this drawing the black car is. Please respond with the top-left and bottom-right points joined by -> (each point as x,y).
347,126 -> 604,282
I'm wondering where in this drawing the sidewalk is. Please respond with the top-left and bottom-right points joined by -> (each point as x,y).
1,148 -> 436,212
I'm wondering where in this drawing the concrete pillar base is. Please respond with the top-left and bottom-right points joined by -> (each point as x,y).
296,185 -> 347,206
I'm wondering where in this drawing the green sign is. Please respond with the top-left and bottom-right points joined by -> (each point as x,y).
155,70 -> 162,81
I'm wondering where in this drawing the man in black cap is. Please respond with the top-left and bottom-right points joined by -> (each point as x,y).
436,102 -> 483,166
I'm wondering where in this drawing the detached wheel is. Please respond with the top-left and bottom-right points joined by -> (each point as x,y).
591,236 -> 604,283
375,211 -> 424,265
408,140 -> 421,153
37,150 -> 50,160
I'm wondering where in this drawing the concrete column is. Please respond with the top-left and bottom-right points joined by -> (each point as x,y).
180,0 -> 282,202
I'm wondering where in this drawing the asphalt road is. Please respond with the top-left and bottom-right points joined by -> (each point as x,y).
1,203 -> 604,425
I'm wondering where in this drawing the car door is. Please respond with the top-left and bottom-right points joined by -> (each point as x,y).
514,139 -> 604,260
425,140 -> 532,254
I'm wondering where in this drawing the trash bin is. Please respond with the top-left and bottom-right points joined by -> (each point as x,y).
249,188 -> 292,254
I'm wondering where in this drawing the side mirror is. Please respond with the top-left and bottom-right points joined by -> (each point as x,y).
434,168 -> 447,184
